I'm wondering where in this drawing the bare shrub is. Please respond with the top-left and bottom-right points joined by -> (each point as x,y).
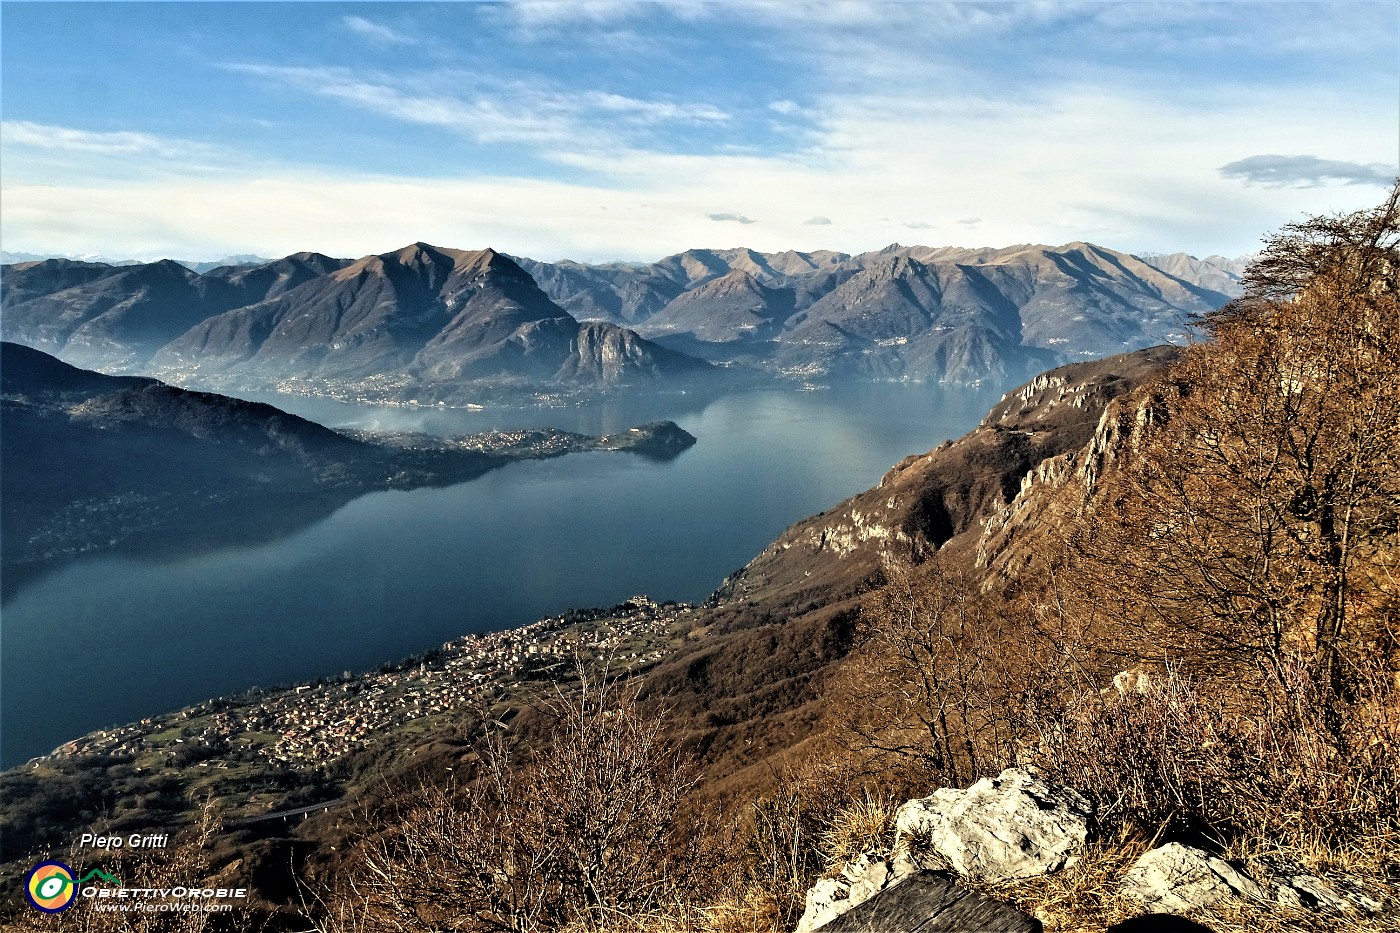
1068,187 -> 1400,694
735,755 -> 870,930
339,670 -> 700,933
1041,187 -> 1400,860
1034,657 -> 1400,855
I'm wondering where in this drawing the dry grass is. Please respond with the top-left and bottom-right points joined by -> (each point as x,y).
550,883 -> 784,933
1190,897 -> 1400,933
965,826 -> 1155,933
819,790 -> 899,871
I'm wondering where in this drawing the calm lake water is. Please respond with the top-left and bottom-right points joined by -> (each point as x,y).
1,383 -> 1001,766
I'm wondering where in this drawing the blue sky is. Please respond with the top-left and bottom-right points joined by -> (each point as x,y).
2,1 -> 1397,262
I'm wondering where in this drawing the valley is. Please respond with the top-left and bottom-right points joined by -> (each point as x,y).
0,345 -> 1158,911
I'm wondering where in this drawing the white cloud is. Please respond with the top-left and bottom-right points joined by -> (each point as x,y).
1,121 -> 214,159
3,124 -> 1392,265
342,16 -> 417,46
222,64 -> 728,151
224,65 -> 574,145
506,0 -> 645,31
585,92 -> 727,124
502,0 -> 711,38
6,4 -> 1396,265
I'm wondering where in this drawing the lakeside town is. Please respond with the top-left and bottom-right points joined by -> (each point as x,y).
31,595 -> 695,811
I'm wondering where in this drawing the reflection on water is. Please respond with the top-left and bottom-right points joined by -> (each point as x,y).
1,383 -> 1002,766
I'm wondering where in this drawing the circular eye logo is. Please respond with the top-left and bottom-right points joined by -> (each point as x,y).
25,861 -> 77,913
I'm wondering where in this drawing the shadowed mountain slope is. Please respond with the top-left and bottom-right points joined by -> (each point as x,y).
0,254 -> 355,372
0,342 -> 696,596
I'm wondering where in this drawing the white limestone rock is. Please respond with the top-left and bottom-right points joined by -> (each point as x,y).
1120,843 -> 1388,918
894,767 -> 1093,882
1255,854 -> 1384,915
794,850 -> 920,933
1120,842 -> 1265,914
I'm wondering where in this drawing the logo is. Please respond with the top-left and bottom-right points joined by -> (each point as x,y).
25,861 -> 76,913
24,863 -> 124,913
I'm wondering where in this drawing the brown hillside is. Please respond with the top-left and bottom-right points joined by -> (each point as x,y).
640,344 -> 1180,801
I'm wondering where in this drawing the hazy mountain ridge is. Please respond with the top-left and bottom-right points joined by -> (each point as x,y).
2,246 -> 710,403
0,254 -> 353,372
3,242 -> 1242,395
0,251 -> 272,272
520,244 -> 1242,384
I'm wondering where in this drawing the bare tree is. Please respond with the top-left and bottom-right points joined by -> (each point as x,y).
1069,186 -> 1400,695
840,556 -> 1053,788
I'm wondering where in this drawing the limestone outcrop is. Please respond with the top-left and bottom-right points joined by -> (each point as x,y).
1120,842 -> 1384,918
796,768 -> 1091,931
894,767 -> 1094,882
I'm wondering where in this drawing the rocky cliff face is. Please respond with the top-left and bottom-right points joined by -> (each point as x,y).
712,345 -> 1179,613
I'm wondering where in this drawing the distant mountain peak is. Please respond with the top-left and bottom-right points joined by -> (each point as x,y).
284,251 -> 339,265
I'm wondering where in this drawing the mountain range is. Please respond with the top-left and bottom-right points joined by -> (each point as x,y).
2,242 -> 1244,397
518,243 -> 1240,383
0,250 -> 273,273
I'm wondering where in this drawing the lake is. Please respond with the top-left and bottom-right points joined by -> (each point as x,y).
1,382 -> 1002,767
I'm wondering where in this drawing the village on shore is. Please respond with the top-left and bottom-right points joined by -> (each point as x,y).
34,595 -> 695,815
